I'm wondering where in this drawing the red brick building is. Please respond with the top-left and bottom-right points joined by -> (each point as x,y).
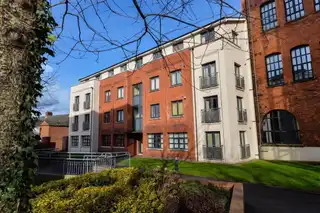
99,50 -> 196,160
245,0 -> 320,161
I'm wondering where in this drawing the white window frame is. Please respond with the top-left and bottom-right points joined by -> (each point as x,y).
150,76 -> 160,91
117,87 -> 124,99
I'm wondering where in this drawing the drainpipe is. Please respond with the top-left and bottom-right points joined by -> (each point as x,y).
191,47 -> 199,161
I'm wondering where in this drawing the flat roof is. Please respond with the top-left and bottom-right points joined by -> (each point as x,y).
79,16 -> 245,82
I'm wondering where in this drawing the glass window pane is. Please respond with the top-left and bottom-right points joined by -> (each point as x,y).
172,103 -> 178,115
178,101 -> 183,115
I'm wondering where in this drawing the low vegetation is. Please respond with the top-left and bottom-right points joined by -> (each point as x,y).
125,158 -> 320,191
31,168 -> 230,213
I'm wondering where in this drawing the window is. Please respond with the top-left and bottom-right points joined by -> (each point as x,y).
316,0 -> 320,11
153,50 -> 162,60
101,135 -> 111,147
237,97 -> 243,110
104,112 -> 111,123
232,31 -> 238,45
262,110 -> 300,144
204,96 -> 218,109
73,96 -> 79,111
235,63 -> 240,76
201,28 -> 215,43
117,110 -> 124,122
206,132 -> 221,147
105,90 -> 111,102
117,87 -> 124,99
135,58 -> 143,69
169,133 -> 188,150
151,104 -> 160,119
284,0 -> 304,22
202,62 -> 216,77
265,54 -> 284,86
71,136 -> 79,147
260,1 -> 278,31
148,133 -> 163,149
120,64 -> 127,72
291,45 -> 313,81
75,96 -> 79,104
74,116 -> 79,125
84,93 -> 90,109
84,114 -> 90,123
81,135 -> 91,147
170,70 -> 182,86
85,93 -> 90,102
172,100 -> 183,117
173,42 -> 184,52
114,134 -> 125,147
73,116 -> 79,131
108,70 -> 114,77
150,76 -> 160,91
133,84 -> 141,96
239,131 -> 246,146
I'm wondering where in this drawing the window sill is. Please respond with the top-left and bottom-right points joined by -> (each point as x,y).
267,82 -> 286,88
103,122 -> 111,124
170,84 -> 183,88
150,117 -> 160,120
285,15 -> 306,25
171,115 -> 183,118
117,97 -> 124,100
104,100 -> 111,103
169,148 -> 188,152
292,77 -> 316,84
150,89 -> 160,93
113,146 -> 125,148
101,146 -> 111,148
261,25 -> 279,34
261,144 -> 304,147
147,148 -> 163,151
115,121 -> 124,124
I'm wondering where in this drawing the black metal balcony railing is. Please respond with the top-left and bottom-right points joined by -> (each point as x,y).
235,75 -> 245,90
203,146 -> 223,160
237,109 -> 247,123
73,103 -> 79,111
82,122 -> 90,131
83,101 -> 90,110
201,108 -> 220,123
240,144 -> 251,159
72,123 -> 78,132
199,75 -> 218,89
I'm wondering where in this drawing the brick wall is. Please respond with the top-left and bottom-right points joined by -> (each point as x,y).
40,122 -> 69,150
247,0 -> 320,146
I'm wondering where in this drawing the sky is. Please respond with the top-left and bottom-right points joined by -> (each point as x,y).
39,0 -> 240,115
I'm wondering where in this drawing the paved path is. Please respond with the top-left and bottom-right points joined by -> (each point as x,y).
244,183 -> 320,213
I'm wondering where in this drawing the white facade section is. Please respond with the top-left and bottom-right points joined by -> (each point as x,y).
69,80 -> 100,152
190,21 -> 259,163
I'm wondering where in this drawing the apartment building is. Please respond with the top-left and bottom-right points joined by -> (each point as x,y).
244,0 -> 320,161
69,17 -> 259,163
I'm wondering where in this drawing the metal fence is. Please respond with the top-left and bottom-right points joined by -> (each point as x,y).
36,151 -> 130,176
240,144 -> 251,159
203,146 -> 223,160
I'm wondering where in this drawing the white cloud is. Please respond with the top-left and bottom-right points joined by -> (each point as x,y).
37,65 -> 70,115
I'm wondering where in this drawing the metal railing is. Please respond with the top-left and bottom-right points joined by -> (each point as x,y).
83,101 -> 90,109
237,109 -> 247,123
235,75 -> 245,90
199,75 -> 218,89
37,151 -> 131,176
72,123 -> 78,131
203,146 -> 223,160
240,144 -> 251,159
73,103 -> 79,111
201,108 -> 220,123
83,122 -> 90,130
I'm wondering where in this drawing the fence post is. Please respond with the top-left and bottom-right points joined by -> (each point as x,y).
128,153 -> 131,167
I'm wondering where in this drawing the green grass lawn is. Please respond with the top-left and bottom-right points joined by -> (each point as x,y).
125,158 -> 320,191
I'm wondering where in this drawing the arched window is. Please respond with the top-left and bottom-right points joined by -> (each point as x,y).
291,45 -> 313,81
262,110 -> 300,144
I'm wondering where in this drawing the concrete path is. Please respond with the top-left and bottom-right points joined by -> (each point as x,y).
243,183 -> 320,213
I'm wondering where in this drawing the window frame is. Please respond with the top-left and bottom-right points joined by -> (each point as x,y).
148,133 -> 163,149
170,70 -> 182,86
265,53 -> 284,86
239,131 -> 246,146
150,104 -> 160,119
113,134 -> 125,147
116,110 -> 124,123
150,76 -> 160,91
104,111 -> 111,123
284,0 -> 305,22
81,135 -> 91,147
105,90 -> 111,102
169,133 -> 188,150
101,134 -> 111,147
260,1 -> 278,31
135,58 -> 143,69
171,100 -> 183,117
173,41 -> 184,52
290,45 -> 313,82
117,86 -> 124,99
108,70 -> 114,77
205,131 -> 221,147
201,28 -> 215,44
120,64 -> 127,72
232,31 -> 239,45
153,50 -> 162,60
316,0 -> 320,11
71,136 -> 79,147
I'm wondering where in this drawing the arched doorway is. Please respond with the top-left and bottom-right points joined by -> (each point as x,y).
262,110 -> 300,144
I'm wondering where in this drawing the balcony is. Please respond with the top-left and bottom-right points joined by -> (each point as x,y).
201,108 -> 220,123
235,75 -> 245,90
72,123 -> 78,132
73,103 -> 79,111
203,146 -> 223,160
240,144 -> 251,159
133,118 -> 142,132
82,122 -> 90,131
133,95 -> 142,106
83,101 -> 90,110
199,75 -> 218,89
237,109 -> 247,123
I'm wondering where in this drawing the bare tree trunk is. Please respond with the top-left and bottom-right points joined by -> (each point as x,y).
0,0 -> 41,212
